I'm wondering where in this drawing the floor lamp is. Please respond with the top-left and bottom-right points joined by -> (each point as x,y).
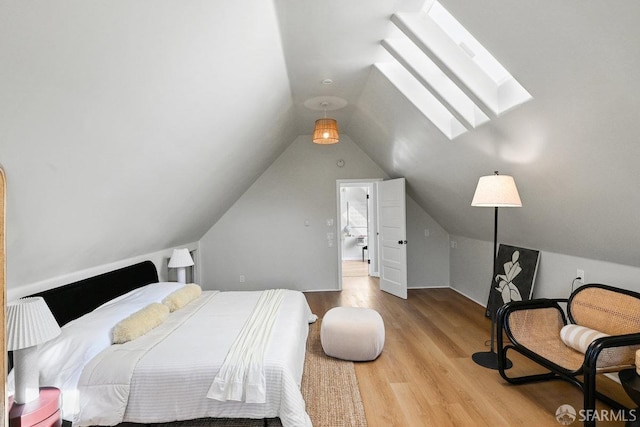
471,171 -> 522,370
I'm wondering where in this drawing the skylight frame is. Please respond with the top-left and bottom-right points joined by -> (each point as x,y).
374,62 -> 467,140
382,36 -> 489,129
423,1 -> 511,86
391,1 -> 532,117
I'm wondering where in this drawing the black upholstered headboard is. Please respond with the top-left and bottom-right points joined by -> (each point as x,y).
28,260 -> 159,327
8,260 -> 159,372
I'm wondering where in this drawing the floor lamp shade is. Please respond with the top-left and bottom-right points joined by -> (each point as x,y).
471,174 -> 522,207
169,248 -> 195,284
7,297 -> 61,403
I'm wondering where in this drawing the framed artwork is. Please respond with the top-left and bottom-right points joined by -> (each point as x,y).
485,244 -> 540,318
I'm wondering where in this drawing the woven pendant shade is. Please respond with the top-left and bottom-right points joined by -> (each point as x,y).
313,118 -> 339,144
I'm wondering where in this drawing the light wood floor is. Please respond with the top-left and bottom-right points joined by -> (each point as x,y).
304,272 -> 634,426
342,260 -> 369,277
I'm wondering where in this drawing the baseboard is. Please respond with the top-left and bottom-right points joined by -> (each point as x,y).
408,284 -> 449,290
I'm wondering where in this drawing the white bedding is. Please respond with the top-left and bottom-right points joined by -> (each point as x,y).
8,282 -> 186,416
121,290 -> 312,427
10,283 -> 313,427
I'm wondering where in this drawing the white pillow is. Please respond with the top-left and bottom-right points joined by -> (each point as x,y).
560,324 -> 608,353
112,303 -> 169,344
162,283 -> 202,312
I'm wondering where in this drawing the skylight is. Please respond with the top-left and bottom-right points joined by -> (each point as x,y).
424,1 -> 511,85
376,0 -> 532,139
375,62 -> 467,140
382,36 -> 489,129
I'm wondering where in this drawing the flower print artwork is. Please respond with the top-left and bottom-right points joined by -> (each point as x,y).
485,244 -> 540,318
495,250 -> 523,304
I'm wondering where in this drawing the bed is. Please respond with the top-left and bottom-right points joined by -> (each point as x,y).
8,261 -> 313,427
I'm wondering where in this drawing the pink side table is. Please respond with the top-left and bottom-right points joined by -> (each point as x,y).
8,387 -> 61,427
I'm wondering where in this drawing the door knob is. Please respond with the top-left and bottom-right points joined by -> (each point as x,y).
398,240 -> 407,245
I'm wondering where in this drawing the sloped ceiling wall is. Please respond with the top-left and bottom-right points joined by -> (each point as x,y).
348,0 -> 640,268
0,0 -> 296,287
2,0 -> 639,291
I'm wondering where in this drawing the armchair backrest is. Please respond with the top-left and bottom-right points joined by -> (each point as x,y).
569,284 -> 640,335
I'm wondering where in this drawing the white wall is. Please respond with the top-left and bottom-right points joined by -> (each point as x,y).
1,0 -> 296,289
199,134 -> 451,292
407,196 -> 450,288
450,235 -> 640,307
7,242 -> 199,301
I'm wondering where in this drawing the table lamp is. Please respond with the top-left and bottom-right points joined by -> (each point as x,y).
7,297 -> 61,403
168,248 -> 194,284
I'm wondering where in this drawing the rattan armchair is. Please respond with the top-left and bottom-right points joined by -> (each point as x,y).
496,284 -> 640,426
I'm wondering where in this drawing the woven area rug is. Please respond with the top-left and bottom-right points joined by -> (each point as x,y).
150,320 -> 367,427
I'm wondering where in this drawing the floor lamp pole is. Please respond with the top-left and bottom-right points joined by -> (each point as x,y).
490,205 -> 498,353
472,206 -> 513,369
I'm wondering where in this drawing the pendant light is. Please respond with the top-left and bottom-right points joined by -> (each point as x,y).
313,102 -> 339,144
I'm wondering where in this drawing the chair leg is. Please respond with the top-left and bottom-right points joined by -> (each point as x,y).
583,370 -> 597,427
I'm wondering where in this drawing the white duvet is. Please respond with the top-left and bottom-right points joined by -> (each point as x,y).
10,283 -> 313,427
8,282 -> 186,416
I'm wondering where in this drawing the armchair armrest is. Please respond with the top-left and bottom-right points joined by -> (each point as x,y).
584,333 -> 640,370
497,299 -> 569,343
496,298 -> 570,367
499,297 -> 568,313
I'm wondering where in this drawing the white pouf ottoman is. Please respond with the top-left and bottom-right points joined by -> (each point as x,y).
321,306 -> 385,361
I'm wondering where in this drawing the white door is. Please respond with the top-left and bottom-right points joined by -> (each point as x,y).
367,184 -> 379,277
377,178 -> 407,299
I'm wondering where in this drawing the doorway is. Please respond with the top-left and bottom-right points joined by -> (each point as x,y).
336,179 -> 381,290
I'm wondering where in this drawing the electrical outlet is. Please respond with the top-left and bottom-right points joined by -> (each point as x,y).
239,275 -> 245,283
576,269 -> 585,284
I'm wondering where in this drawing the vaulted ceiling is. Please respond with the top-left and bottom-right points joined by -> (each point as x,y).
1,0 -> 639,288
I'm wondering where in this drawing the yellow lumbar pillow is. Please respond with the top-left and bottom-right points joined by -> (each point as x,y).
112,303 -> 169,344
162,283 -> 202,312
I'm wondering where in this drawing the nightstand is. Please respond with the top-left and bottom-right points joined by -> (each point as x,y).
8,387 -> 61,427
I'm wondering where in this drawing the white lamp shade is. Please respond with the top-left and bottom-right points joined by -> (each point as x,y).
471,174 -> 522,207
7,297 -> 61,351
168,248 -> 194,268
